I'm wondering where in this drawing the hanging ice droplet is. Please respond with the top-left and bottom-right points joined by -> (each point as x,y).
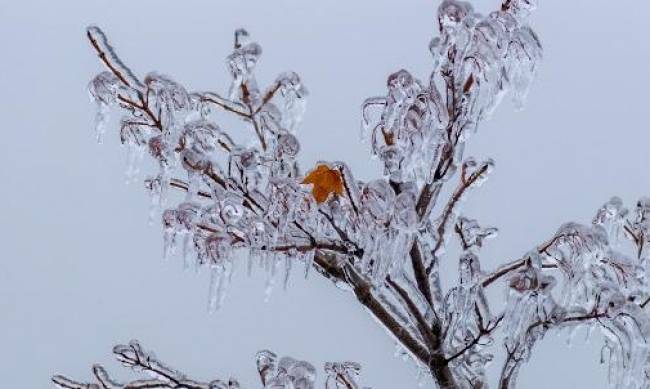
124,144 -> 145,184
264,256 -> 279,302
94,102 -> 109,144
303,250 -> 314,279
283,254 -> 293,291
208,265 -> 226,313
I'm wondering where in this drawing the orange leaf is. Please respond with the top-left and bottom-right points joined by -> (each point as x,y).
302,164 -> 344,204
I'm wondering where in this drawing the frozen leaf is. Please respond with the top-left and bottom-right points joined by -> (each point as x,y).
302,164 -> 344,204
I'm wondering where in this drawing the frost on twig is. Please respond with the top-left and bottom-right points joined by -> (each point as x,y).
76,0 -> 650,388
53,341 -> 368,389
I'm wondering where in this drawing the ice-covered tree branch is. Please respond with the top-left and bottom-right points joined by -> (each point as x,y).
53,341 -> 367,389
55,0 -> 650,388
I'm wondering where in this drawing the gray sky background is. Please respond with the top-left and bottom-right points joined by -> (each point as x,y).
1,0 -> 649,388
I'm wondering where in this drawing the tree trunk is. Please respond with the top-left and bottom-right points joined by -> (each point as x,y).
429,355 -> 460,389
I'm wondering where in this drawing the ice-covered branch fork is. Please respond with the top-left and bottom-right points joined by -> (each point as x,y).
55,0 -> 650,388
52,341 -> 366,389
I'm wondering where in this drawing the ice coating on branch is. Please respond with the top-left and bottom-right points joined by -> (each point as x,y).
55,342 -> 368,389
496,196 -> 650,389
82,11 -> 648,389
84,11 -> 523,328
361,0 -> 541,186
498,256 -> 559,388
85,26 -> 320,304
443,250 -> 495,387
87,26 -> 144,90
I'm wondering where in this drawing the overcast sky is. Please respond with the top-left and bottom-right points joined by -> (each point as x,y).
1,0 -> 649,388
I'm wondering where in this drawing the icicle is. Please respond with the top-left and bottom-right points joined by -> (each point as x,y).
303,250 -> 315,279
208,265 -> 226,312
247,251 -> 255,276
283,253 -> 293,291
124,144 -> 145,184
162,209 -> 179,260
264,255 -> 280,302
182,232 -> 193,269
94,102 -> 109,144
144,176 -> 163,224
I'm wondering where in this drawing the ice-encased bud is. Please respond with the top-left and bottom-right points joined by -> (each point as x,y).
277,72 -> 308,132
437,0 -> 473,32
404,96 -> 429,135
277,357 -> 316,389
144,73 -> 191,126
593,197 -> 628,243
634,197 -> 650,259
147,135 -> 174,167
360,179 -> 395,225
502,0 -> 537,19
277,72 -> 306,96
89,71 -> 121,106
324,361 -> 362,389
276,133 -> 300,158
144,73 -> 190,110
387,69 -> 415,102
227,29 -> 262,99
635,197 -> 650,230
180,120 -> 233,172
384,70 -> 423,133
220,193 -> 245,225
256,350 -> 278,385
594,197 -> 627,225
228,42 -> 262,77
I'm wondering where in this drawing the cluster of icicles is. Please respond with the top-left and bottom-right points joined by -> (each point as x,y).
53,340 -> 368,389
86,0 -> 541,310
362,0 -> 542,185
84,0 -> 650,387
495,197 -> 650,389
